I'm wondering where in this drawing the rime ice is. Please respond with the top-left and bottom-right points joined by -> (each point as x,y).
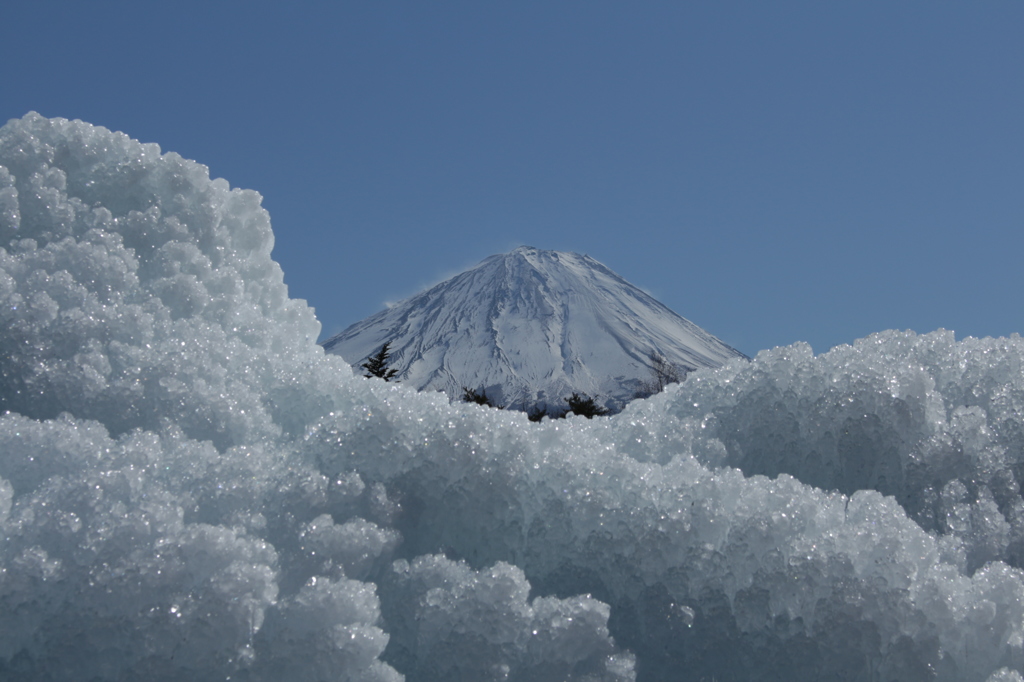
2,113 -> 1024,681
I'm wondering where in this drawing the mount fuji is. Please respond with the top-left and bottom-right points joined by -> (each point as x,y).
322,246 -> 746,411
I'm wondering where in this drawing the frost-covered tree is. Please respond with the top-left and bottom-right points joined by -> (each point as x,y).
635,350 -> 686,398
527,406 -> 547,422
526,403 -> 567,421
362,342 -> 399,381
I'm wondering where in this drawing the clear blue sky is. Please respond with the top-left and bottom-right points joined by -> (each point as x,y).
3,1 -> 1022,356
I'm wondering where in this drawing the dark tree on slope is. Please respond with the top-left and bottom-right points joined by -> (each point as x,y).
462,386 -> 503,409
565,392 -> 608,418
362,342 -> 399,381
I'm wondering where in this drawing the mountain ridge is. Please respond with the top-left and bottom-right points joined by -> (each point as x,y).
322,246 -> 746,411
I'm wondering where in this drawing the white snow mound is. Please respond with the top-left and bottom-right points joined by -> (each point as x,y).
2,113 -> 1024,681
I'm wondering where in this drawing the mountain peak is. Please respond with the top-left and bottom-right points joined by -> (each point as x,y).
323,248 -> 745,411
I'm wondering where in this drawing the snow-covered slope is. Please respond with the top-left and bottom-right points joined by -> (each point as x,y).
322,246 -> 746,410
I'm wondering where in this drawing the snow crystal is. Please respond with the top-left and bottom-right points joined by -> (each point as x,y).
383,555 -> 634,681
2,112 -> 1024,681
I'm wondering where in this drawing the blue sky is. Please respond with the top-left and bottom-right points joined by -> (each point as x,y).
3,1 -> 1022,356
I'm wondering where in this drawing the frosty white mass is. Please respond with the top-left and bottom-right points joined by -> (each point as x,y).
1,113 -> 1023,681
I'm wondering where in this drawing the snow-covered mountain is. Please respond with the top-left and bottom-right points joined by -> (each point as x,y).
322,246 -> 746,411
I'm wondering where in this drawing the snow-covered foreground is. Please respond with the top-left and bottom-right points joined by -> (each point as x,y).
2,113 -> 1024,681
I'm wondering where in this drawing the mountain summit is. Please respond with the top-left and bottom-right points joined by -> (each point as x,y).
322,246 -> 745,411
